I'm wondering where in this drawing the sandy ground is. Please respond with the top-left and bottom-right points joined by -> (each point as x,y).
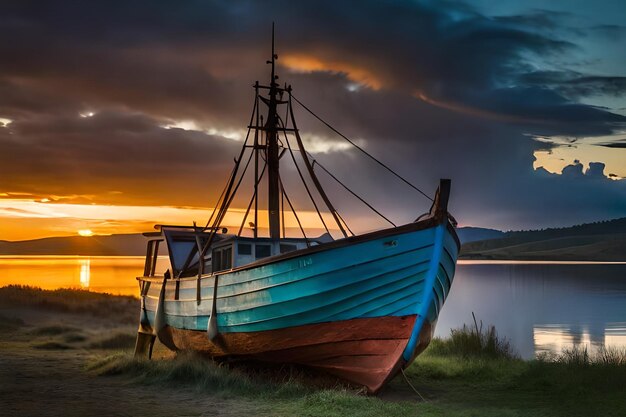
0,307 -> 262,417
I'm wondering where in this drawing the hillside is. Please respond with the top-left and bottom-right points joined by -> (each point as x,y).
0,234 -> 150,256
461,218 -> 626,261
455,227 -> 504,244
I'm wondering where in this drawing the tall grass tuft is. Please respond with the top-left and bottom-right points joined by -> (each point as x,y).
427,313 -> 516,359
540,345 -> 626,366
88,352 -> 309,398
595,346 -> 626,366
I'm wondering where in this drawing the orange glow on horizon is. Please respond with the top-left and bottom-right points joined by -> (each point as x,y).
0,198 -> 352,241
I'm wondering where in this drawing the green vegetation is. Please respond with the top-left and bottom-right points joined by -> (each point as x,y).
0,285 -> 137,323
88,323 -> 626,417
5,286 -> 626,415
427,314 -> 516,359
0,313 -> 25,332
460,217 -> 626,261
33,324 -> 82,335
33,341 -> 74,350
88,332 -> 137,350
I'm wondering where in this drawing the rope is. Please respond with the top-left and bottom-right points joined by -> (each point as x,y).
237,160 -> 268,236
279,118 -> 331,236
288,94 -> 348,238
312,159 -> 396,228
199,146 -> 255,261
204,164 -> 234,230
334,209 -> 354,236
291,94 -> 433,202
278,173 -> 309,245
400,368 -> 428,402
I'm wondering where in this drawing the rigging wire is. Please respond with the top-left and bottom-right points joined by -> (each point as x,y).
278,117 -> 332,236
288,93 -> 348,238
312,159 -> 396,227
203,164 -> 235,230
237,160 -> 268,236
291,94 -> 433,202
278,173 -> 309,246
199,145 -> 255,260
214,148 -> 255,228
334,209 -> 355,236
203,92 -> 258,232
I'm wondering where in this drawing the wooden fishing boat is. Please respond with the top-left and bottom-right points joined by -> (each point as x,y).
134,30 -> 460,394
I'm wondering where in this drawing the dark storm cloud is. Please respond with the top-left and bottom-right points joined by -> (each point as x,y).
0,0 -> 624,229
1,0 -> 623,129
0,111 -> 241,206
519,71 -> 626,100
591,24 -> 626,40
599,140 -> 626,149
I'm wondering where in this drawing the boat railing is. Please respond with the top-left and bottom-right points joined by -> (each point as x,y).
143,238 -> 163,277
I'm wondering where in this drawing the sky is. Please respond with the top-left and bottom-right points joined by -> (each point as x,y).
0,0 -> 625,240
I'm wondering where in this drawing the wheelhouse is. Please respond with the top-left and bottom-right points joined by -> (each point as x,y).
142,224 -> 333,279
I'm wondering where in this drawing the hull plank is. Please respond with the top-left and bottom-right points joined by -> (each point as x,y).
165,315 -> 429,393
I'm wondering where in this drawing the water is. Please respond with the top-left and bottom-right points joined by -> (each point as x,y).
1,256 -> 624,358
436,261 -> 626,358
0,256 -> 168,297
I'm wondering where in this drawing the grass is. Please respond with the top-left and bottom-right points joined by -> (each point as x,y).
544,345 -> 626,366
88,332 -> 137,349
5,286 -> 625,415
0,313 -> 25,332
33,341 -> 74,350
0,285 -> 137,324
87,322 -> 626,417
88,352 -> 424,417
427,313 -> 516,360
33,324 -> 82,335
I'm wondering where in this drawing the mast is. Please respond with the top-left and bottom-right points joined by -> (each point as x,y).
266,23 -> 281,240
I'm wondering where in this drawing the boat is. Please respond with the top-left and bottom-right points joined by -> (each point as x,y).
133,28 -> 460,394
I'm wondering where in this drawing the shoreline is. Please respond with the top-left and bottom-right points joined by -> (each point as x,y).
2,286 -> 626,416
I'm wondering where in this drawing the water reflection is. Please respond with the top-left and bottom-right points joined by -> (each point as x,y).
79,259 -> 90,288
533,323 -> 626,355
436,262 -> 626,358
0,256 -> 169,296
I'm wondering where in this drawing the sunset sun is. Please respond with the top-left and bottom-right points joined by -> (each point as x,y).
77,229 -> 94,237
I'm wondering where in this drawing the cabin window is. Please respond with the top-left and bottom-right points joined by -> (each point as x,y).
212,245 -> 232,272
280,243 -> 297,253
238,243 -> 252,255
255,244 -> 272,259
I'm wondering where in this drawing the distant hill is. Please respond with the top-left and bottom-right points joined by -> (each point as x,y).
460,218 -> 626,261
2,218 -> 625,261
0,234 -> 150,256
456,227 -> 504,244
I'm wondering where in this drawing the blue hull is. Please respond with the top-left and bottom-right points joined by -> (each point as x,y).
138,219 -> 459,363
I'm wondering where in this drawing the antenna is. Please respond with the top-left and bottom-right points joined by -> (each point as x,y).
265,22 -> 281,239
268,22 -> 278,84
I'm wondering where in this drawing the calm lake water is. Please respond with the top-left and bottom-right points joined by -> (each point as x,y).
1,256 -> 625,358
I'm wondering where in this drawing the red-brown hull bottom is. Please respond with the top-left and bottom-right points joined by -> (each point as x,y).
159,315 -> 433,393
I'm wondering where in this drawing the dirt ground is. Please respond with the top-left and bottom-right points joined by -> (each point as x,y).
0,307 -> 263,417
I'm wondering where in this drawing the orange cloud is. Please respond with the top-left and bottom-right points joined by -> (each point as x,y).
414,90 -> 546,124
0,198 -> 345,241
281,54 -> 382,90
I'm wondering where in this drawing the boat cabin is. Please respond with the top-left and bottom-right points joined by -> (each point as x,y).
143,225 -> 333,279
